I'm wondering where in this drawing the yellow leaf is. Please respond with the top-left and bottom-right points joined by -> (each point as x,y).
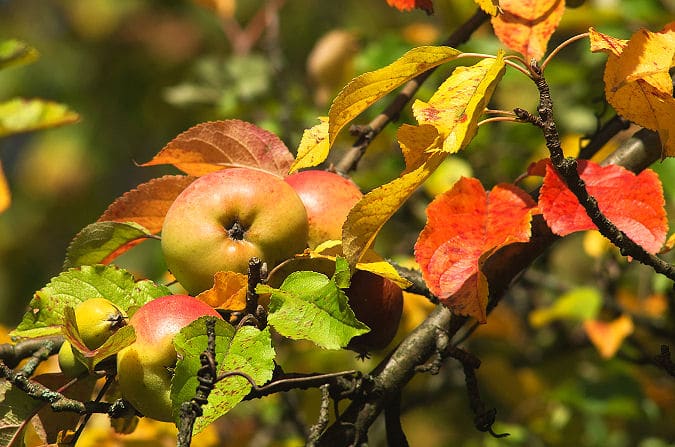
289,117 -> 329,173
412,51 -> 506,154
343,150 -> 446,267
591,24 -> 675,157
328,46 -> 461,146
398,123 -> 440,173
196,271 -> 248,311
584,315 -> 634,359
0,161 -> 10,213
473,0 -> 499,16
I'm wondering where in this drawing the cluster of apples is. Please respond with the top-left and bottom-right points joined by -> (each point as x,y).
58,167 -> 403,422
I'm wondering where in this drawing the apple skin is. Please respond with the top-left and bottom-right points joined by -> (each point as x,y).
161,168 -> 309,294
116,295 -> 222,422
58,340 -> 87,378
285,170 -> 362,248
74,298 -> 126,350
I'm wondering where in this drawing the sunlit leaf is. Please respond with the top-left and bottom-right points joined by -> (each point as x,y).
11,265 -> 159,339
538,160 -> 667,253
590,24 -> 675,157
289,117 -> 329,173
412,51 -> 505,153
257,271 -> 369,349
328,46 -> 461,146
0,39 -> 39,70
385,0 -> 434,14
141,120 -> 294,177
0,99 -> 79,138
529,287 -> 602,327
196,271 -> 248,312
98,175 -> 196,234
171,318 -> 274,433
64,221 -> 154,269
491,0 -> 565,61
414,178 -> 536,322
474,0 -> 499,16
584,315 -> 634,359
0,161 -> 9,214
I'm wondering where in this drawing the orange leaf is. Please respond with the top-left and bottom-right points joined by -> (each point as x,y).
414,177 -> 536,322
590,24 -> 675,156
584,315 -> 634,359
491,0 -> 565,61
0,160 -> 10,213
538,160 -> 667,253
196,271 -> 248,312
386,0 -> 433,14
98,175 -> 196,234
142,120 -> 294,177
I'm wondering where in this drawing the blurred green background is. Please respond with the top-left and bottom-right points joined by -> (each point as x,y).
1,0 -> 674,446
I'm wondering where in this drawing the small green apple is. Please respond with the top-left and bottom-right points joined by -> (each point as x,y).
74,298 -> 126,350
58,340 -> 87,378
161,167 -> 309,294
285,170 -> 362,248
116,294 -> 222,422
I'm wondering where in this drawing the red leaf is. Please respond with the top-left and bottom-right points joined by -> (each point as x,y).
141,120 -> 295,177
98,175 -> 196,234
414,177 -> 536,322
386,0 -> 433,14
539,160 -> 667,253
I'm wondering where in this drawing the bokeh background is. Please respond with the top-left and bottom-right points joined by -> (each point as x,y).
1,0 -> 674,446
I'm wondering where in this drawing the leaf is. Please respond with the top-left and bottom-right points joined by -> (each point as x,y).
412,51 -> 506,153
0,39 -> 39,70
289,117 -> 329,173
171,318 -> 274,433
590,24 -> 675,156
0,161 -> 9,214
141,120 -> 294,177
63,221 -> 154,269
342,125 -> 445,267
196,271 -> 248,312
257,271 -> 369,349
385,0 -> 434,14
491,0 -> 565,61
529,287 -> 603,327
414,177 -> 536,322
11,265 -> 155,339
584,315 -> 634,359
98,175 -> 196,234
328,46 -> 461,146
0,98 -> 79,138
538,160 -> 667,253
473,0 -> 499,16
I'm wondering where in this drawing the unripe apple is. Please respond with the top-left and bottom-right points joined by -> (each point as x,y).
116,294 -> 222,422
161,167 -> 309,294
285,170 -> 362,248
58,340 -> 87,378
74,298 -> 126,350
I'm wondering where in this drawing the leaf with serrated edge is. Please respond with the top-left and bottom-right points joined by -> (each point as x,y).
142,120 -> 294,177
473,0 -> 498,15
328,46 -> 461,146
0,98 -> 79,138
258,271 -> 369,349
196,271 -> 248,311
171,318 -> 274,433
64,221 -> 154,269
290,117 -> 329,173
11,265 -> 152,339
98,175 -> 196,234
412,52 -> 505,154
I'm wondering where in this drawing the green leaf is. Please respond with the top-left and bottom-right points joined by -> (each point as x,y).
529,287 -> 603,327
0,378 -> 42,447
332,257 -> 352,289
0,39 -> 39,70
258,271 -> 370,349
11,265 -> 151,339
64,221 -> 154,269
171,318 -> 275,433
0,98 -> 79,138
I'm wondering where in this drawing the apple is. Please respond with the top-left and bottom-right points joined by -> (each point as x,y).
58,297 -> 126,377
285,170 -> 362,248
161,167 -> 309,294
116,294 -> 222,422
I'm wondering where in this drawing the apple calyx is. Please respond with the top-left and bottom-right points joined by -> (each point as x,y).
227,220 -> 246,240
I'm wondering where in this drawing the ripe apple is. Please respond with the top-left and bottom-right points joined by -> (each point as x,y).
285,170 -> 362,248
116,294 -> 222,422
161,167 -> 309,294
58,297 -> 126,377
